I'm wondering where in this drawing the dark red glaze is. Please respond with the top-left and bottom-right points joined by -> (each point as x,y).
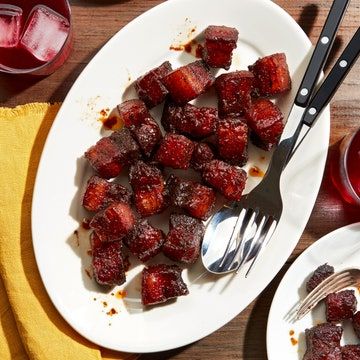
135,61 -> 173,108
342,345 -> 360,360
141,264 -> 188,306
306,263 -> 334,293
162,213 -> 205,264
191,142 -> 215,171
202,159 -> 247,201
215,71 -> 254,116
203,25 -> 238,70
117,99 -> 151,128
325,290 -> 357,322
249,53 -> 291,96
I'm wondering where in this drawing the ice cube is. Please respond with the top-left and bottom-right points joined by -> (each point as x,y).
0,5 -> 22,48
20,5 -> 70,62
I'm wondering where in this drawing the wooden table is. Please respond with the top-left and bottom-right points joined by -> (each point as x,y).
1,1 -> 359,358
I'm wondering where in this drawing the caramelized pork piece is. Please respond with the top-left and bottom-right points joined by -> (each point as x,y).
215,71 -> 254,116
190,142 -> 215,171
161,102 -> 218,138
162,213 -> 205,264
117,99 -> 151,127
166,175 -> 216,220
82,175 -> 132,212
352,311 -> 360,339
246,98 -> 284,151
203,25 -> 239,70
303,323 -> 343,360
85,128 -> 141,179
131,117 -> 162,158
342,345 -> 360,360
325,290 -> 357,322
124,219 -> 165,262
90,202 -> 136,242
161,60 -> 215,104
135,61 -> 173,108
141,264 -> 189,306
306,263 -> 335,293
202,159 -> 247,201
92,240 -> 126,286
129,161 -> 166,216
249,53 -> 291,96
155,134 -> 195,169
217,117 -> 248,166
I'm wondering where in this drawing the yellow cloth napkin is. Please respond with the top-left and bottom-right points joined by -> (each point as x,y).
0,103 -> 138,360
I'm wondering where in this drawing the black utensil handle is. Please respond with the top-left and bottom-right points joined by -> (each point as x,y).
294,0 -> 350,107
302,27 -> 360,127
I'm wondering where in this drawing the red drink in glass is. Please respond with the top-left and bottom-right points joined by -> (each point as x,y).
331,127 -> 360,206
0,0 -> 72,75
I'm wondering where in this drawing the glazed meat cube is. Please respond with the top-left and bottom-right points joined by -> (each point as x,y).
325,290 -> 357,322
202,160 -> 247,201
110,128 -> 142,165
161,101 -> 182,132
84,136 -> 124,179
166,175 -> 216,220
303,323 -> 343,360
306,263 -> 335,293
342,345 -> 360,360
248,53 -> 291,96
215,71 -> 254,116
92,240 -> 126,286
141,264 -> 189,306
191,142 -> 215,171
90,202 -> 136,242
217,117 -> 248,166
161,60 -> 215,104
124,219 -> 165,262
117,99 -> 151,127
155,134 -> 195,169
135,61 -> 173,108
129,161 -> 166,216
82,175 -> 132,212
246,98 -> 284,151
131,117 -> 162,157
162,213 -> 205,263
90,231 -> 102,252
203,25 -> 239,70
352,311 -> 360,339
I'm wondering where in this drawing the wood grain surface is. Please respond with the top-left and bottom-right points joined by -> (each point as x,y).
1,1 -> 359,359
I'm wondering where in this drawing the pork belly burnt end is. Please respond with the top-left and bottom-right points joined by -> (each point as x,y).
342,345 -> 360,360
82,175 -> 132,212
191,142 -> 215,171
166,174 -> 216,220
161,60 -> 215,104
249,53 -> 291,96
352,311 -> 360,339
110,128 -> 142,165
141,264 -> 189,306
131,117 -> 162,158
162,213 -> 205,264
92,240 -> 126,286
203,25 -> 239,70
117,99 -> 151,127
161,102 -> 218,138
303,323 -> 343,360
124,219 -> 165,262
155,134 -> 195,169
306,263 -> 335,293
215,71 -> 254,116
246,98 -> 284,151
217,117 -> 248,166
129,161 -> 166,216
202,160 -> 247,201
135,61 -> 173,108
325,290 -> 357,322
90,202 -> 136,242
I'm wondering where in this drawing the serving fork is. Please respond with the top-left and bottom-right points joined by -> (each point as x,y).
201,1 -> 360,275
295,268 -> 360,321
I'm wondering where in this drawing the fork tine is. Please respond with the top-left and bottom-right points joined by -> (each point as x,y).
244,217 -> 277,277
221,209 -> 257,272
